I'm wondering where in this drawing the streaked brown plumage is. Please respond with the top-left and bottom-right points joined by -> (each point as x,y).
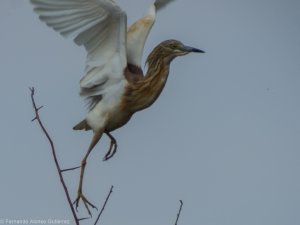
75,40 -> 204,132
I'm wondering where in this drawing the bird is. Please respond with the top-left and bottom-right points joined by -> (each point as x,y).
31,0 -> 204,216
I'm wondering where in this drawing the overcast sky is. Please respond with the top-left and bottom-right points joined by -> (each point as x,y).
1,0 -> 300,225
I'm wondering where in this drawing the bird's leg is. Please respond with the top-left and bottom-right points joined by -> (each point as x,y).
73,130 -> 103,217
103,132 -> 118,161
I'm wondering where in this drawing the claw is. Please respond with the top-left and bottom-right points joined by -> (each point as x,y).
103,140 -> 117,161
73,192 -> 98,217
103,132 -> 118,161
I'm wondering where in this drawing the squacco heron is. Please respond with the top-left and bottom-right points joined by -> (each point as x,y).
31,0 -> 204,215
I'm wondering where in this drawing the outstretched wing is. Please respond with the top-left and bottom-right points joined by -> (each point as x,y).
31,0 -> 127,97
126,0 -> 175,68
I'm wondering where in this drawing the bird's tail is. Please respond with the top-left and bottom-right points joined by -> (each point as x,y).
73,119 -> 91,131
154,0 -> 176,11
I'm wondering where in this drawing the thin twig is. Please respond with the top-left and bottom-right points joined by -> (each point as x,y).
61,166 -> 81,173
29,87 -> 80,225
174,200 -> 183,225
94,185 -> 114,225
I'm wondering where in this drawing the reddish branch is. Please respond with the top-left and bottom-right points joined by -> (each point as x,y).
30,87 -> 114,225
30,87 -> 80,225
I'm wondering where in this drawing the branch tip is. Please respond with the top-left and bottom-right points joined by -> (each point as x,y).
93,185 -> 114,225
174,200 -> 184,225
29,87 -> 35,94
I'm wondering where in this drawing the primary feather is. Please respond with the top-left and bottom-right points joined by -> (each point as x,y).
31,0 -> 127,98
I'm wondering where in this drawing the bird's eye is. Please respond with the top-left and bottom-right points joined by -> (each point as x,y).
170,44 -> 177,49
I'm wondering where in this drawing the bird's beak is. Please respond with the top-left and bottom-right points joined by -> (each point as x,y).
183,45 -> 205,53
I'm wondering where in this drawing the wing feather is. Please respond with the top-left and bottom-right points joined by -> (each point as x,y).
126,0 -> 175,68
31,0 -> 127,97
154,0 -> 176,10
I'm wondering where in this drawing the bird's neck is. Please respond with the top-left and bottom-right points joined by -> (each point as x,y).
123,56 -> 172,113
142,57 -> 171,107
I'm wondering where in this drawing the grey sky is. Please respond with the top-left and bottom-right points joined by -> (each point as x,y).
1,0 -> 300,225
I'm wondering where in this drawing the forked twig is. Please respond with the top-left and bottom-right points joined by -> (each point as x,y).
174,200 -> 183,225
30,87 -> 114,225
29,87 -> 80,225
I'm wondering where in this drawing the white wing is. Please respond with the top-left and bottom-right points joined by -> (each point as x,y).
31,0 -> 127,97
126,0 -> 175,67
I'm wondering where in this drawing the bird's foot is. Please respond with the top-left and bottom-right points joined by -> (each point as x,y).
103,136 -> 117,161
73,191 -> 98,217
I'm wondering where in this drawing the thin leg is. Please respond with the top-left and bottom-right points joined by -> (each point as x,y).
103,132 -> 118,161
73,131 -> 103,216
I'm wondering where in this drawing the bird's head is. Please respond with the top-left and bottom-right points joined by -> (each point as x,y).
161,39 -> 205,56
146,39 -> 204,66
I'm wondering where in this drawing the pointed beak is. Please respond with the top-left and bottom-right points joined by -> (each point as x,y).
183,45 -> 205,53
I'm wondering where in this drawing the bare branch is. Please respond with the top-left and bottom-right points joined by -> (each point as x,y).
61,166 -> 81,173
94,185 -> 114,225
29,87 -> 80,225
174,200 -> 183,225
